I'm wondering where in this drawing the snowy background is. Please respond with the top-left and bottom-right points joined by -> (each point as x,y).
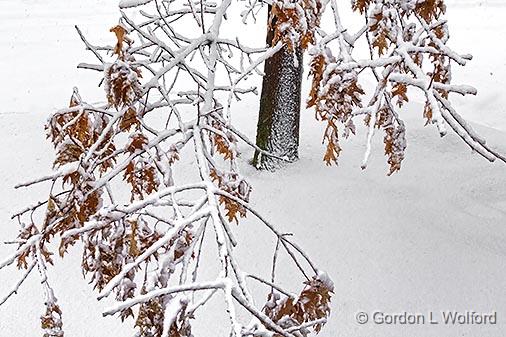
0,0 -> 505,336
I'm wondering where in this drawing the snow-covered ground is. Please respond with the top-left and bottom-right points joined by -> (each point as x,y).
0,1 -> 505,336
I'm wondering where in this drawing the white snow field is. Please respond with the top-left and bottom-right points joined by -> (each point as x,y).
0,1 -> 505,336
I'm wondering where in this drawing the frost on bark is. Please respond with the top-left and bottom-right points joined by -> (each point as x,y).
253,7 -> 303,170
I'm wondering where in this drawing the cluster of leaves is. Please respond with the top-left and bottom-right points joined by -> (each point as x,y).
134,294 -> 193,337
45,92 -> 116,237
210,169 -> 251,223
307,54 -> 364,165
106,25 -> 143,108
264,274 -> 333,336
269,0 -> 324,51
125,133 -> 160,200
210,121 -> 238,161
366,106 -> 407,175
135,295 -> 165,336
41,302 -> 64,337
305,0 -> 503,174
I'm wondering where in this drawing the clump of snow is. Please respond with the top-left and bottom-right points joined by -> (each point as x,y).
119,0 -> 153,9
315,270 -> 334,292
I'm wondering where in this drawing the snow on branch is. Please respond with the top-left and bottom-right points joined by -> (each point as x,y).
1,1 -> 333,336
307,0 -> 505,174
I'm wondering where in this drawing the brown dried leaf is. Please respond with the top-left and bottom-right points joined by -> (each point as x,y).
110,24 -> 127,56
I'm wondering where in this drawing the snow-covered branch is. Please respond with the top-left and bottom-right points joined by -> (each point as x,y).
2,1 -> 333,336
308,0 -> 505,173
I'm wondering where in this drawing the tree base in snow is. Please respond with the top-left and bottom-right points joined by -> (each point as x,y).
251,151 -> 299,171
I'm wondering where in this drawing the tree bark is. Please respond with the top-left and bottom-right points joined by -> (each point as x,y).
252,7 -> 303,170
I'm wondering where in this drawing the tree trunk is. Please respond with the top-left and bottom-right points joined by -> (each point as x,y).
252,7 -> 303,170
